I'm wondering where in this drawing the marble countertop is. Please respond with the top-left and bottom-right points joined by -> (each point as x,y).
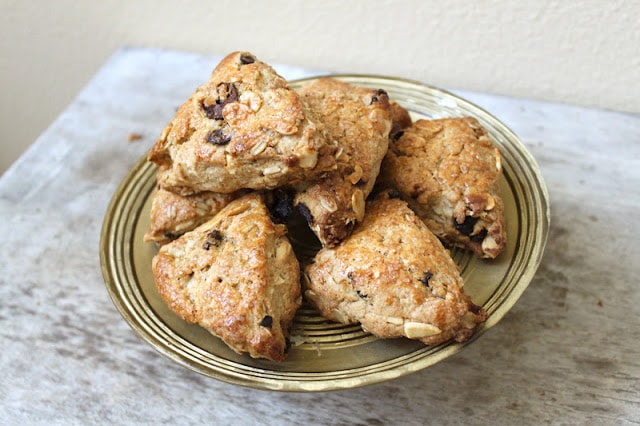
1,46 -> 639,425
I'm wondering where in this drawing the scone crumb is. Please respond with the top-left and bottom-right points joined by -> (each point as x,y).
128,132 -> 143,142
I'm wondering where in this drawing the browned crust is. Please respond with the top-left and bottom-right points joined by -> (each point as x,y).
293,78 -> 392,247
149,51 -> 337,195
152,193 -> 301,361
304,190 -> 486,345
380,117 -> 506,258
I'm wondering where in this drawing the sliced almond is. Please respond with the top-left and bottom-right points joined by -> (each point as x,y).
298,150 -> 318,169
263,165 -> 282,175
347,164 -> 363,185
304,288 -> 317,300
485,194 -> 495,211
403,322 -> 442,339
331,309 -> 348,324
482,235 -> 499,252
320,196 -> 338,213
275,242 -> 291,261
240,91 -> 262,112
351,189 -> 365,222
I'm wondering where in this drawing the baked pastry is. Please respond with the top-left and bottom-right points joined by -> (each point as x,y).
152,193 -> 301,362
293,78 -> 392,247
380,117 -> 506,258
304,190 -> 487,345
143,183 -> 240,245
149,51 -> 337,195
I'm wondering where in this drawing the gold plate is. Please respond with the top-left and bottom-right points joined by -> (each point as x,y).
100,75 -> 550,391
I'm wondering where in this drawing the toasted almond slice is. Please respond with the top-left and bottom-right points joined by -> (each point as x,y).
298,150 -> 318,169
320,196 -> 338,213
304,288 -> 318,302
240,91 -> 262,112
263,166 -> 282,175
485,194 -> 495,211
403,322 -> 442,339
331,309 -> 348,324
482,235 -> 499,252
275,242 -> 292,261
347,164 -> 363,185
351,189 -> 365,222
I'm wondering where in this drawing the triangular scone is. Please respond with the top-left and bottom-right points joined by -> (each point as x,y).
293,78 -> 392,247
380,117 -> 506,258
304,190 -> 487,346
144,180 -> 243,245
149,51 -> 337,195
152,193 -> 301,362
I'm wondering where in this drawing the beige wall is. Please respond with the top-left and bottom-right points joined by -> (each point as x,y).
1,0 -> 638,175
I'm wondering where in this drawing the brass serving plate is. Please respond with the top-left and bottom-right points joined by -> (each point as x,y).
100,75 -> 550,392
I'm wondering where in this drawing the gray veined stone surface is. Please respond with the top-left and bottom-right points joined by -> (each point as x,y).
0,46 -> 639,425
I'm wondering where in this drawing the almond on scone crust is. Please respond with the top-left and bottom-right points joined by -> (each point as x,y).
380,117 -> 506,258
149,51 -> 337,195
152,192 -> 301,362
293,78 -> 392,247
304,190 -> 486,346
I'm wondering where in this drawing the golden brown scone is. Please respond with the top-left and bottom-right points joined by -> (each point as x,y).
152,193 -> 301,362
293,78 -> 392,247
143,184 -> 240,245
149,51 -> 337,195
304,190 -> 487,345
380,117 -> 506,258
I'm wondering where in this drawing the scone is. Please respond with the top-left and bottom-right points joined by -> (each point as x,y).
143,183 -> 240,245
152,193 -> 301,362
380,117 -> 506,258
149,51 -> 337,195
304,190 -> 487,345
293,78 -> 393,247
